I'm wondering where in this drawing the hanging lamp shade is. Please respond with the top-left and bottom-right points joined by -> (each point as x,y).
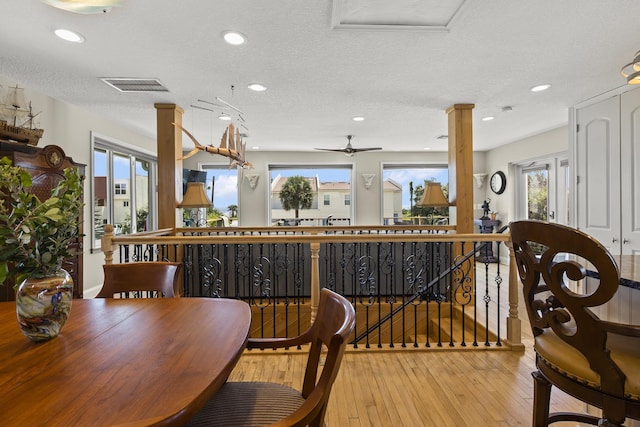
180,182 -> 212,208
621,50 -> 640,85
418,182 -> 449,207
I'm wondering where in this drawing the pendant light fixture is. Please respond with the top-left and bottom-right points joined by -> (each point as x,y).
40,0 -> 123,14
621,50 -> 640,84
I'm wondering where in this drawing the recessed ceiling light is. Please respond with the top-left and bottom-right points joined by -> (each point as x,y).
222,31 -> 247,46
423,147 -> 431,150
247,83 -> 266,92
352,116 -> 365,122
54,28 -> 85,43
252,146 -> 260,150
482,116 -> 495,121
218,114 -> 232,121
530,84 -> 551,92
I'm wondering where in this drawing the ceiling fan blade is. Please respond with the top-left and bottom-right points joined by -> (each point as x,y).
314,148 -> 349,153
315,135 -> 381,154
351,147 -> 382,152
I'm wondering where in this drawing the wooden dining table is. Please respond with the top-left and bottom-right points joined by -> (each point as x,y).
0,297 -> 251,426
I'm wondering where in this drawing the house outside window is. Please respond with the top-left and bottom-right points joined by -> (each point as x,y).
269,166 -> 352,225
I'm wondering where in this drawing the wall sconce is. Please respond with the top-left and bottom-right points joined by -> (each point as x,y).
621,50 -> 640,84
361,173 -> 376,189
244,173 -> 259,190
473,173 -> 487,189
180,182 -> 212,227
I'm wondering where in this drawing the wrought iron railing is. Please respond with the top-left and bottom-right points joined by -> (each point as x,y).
101,224 -> 522,350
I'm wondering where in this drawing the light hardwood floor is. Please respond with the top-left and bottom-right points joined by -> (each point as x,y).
227,263 -> 588,426
231,345 -> 585,426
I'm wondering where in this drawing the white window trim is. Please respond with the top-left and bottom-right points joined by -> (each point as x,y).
90,132 -> 157,251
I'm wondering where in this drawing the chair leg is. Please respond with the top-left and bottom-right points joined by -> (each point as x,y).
600,395 -> 627,426
598,419 -> 624,427
532,371 -> 552,427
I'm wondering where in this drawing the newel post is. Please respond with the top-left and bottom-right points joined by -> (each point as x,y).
505,239 -> 524,349
101,224 -> 116,265
310,239 -> 321,323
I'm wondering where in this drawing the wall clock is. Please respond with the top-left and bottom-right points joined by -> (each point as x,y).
490,171 -> 506,195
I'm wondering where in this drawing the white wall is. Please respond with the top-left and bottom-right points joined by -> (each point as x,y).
1,75 -> 156,297
483,126 -> 569,228
184,150 -> 488,226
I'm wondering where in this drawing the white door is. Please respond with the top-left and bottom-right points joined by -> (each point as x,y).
576,95 -> 621,254
620,88 -> 640,255
557,158 -> 570,226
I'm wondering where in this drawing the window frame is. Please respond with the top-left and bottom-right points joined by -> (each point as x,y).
115,183 -> 127,195
90,132 -> 158,252
268,163 -> 354,225
380,162 -> 449,225
198,162 -> 240,224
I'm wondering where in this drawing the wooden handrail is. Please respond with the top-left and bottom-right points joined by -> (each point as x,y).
101,224 -> 176,265
108,233 -> 508,245
175,224 -> 457,233
102,224 -> 519,349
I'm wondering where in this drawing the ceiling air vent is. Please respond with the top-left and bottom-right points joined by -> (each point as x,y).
100,78 -> 169,92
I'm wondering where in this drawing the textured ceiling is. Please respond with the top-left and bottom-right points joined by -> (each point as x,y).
1,1 -> 639,152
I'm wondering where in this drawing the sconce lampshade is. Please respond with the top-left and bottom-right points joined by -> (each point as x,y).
418,182 -> 449,207
621,50 -> 640,85
180,182 -> 212,208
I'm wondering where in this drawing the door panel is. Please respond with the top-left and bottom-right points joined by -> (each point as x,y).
576,95 -> 620,254
557,159 -> 570,225
621,88 -> 640,255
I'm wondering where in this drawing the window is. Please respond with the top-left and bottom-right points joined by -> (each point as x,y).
269,165 -> 352,225
91,133 -> 157,251
382,164 -> 448,225
115,183 -> 127,195
526,167 -> 548,220
515,155 -> 568,226
201,166 -> 238,226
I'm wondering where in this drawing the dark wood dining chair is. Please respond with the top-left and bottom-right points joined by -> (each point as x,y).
186,288 -> 356,427
96,262 -> 182,298
509,220 -> 640,426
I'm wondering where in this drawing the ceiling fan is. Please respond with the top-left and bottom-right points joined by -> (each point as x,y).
315,135 -> 382,156
40,0 -> 124,14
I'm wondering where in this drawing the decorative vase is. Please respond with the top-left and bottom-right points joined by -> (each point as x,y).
15,269 -> 73,342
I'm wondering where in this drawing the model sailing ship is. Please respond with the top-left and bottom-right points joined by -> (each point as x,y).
0,85 -> 44,146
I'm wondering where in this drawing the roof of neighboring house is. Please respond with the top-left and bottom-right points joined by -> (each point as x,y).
271,175 -> 319,193
320,182 -> 350,191
384,179 -> 402,191
270,176 -> 402,193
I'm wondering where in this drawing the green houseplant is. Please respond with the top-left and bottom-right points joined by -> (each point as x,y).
0,157 -> 84,341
